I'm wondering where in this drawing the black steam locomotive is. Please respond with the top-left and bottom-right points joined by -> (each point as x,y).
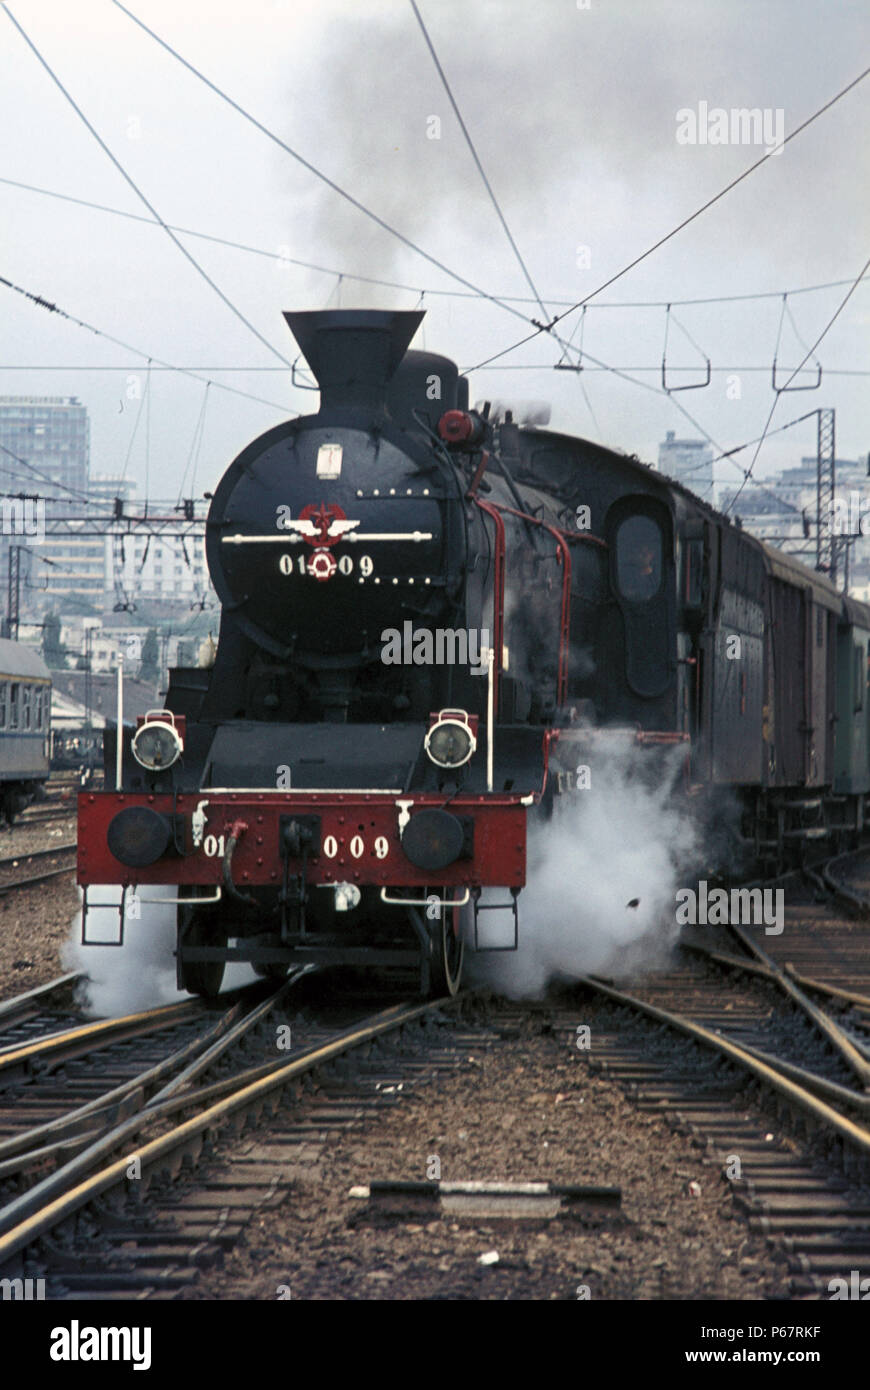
77,309 -> 870,996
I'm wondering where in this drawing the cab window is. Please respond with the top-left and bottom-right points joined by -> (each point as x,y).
616,515 -> 663,602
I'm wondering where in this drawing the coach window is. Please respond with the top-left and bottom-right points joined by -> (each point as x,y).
0,684 -> 6,729
616,515 -> 663,602
34,688 -> 42,730
9,684 -> 18,729
22,686 -> 31,730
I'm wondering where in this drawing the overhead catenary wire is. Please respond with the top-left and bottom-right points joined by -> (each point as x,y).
2,14 -> 865,525
2,5 -> 294,371
4,2 -> 867,485
679,408 -> 821,476
176,382 -> 211,506
74,0 -> 705,397
105,0 -> 870,427
673,409 -> 828,517
465,60 -> 870,370
539,327 -> 833,517
111,0 -> 541,332
724,250 -> 870,515
0,441 -> 93,506
408,0 -> 551,326
5,165 -> 861,497
2,173 -> 868,312
1,278 -> 861,521
0,274 -> 294,413
3,363 -> 868,376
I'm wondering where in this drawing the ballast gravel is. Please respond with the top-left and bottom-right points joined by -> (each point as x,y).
183,1017 -> 790,1301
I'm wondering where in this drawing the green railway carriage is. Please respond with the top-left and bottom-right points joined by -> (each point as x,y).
834,596 -> 870,800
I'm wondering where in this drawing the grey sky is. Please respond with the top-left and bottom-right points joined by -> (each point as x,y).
1,0 -> 868,508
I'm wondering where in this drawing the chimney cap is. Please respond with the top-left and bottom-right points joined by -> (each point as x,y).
283,309 -> 424,410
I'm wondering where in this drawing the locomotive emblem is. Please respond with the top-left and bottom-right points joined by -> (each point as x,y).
297,503 -> 356,582
296,502 -> 360,548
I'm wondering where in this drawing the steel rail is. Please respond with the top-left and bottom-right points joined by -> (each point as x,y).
817,848 -> 870,916
0,995 -> 456,1263
0,996 -> 206,1073
682,940 -> 870,1010
578,975 -> 870,1153
727,923 -> 870,1091
0,842 -> 77,871
0,973 -> 82,1030
0,862 -> 78,898
0,988 -> 276,1169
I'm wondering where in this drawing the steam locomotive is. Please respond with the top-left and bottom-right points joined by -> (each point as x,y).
76,308 -> 870,996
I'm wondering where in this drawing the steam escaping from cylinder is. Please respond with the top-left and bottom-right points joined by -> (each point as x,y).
62,885 -> 187,1017
467,733 -> 700,999
62,886 -> 258,1017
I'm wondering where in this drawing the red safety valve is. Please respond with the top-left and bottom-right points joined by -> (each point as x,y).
438,409 -> 484,446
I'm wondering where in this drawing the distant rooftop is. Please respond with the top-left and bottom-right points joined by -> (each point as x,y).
0,395 -> 83,406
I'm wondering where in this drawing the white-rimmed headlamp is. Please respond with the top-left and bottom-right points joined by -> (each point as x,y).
424,710 -> 477,769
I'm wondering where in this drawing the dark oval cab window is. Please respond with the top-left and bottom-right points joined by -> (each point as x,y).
616,515 -> 663,602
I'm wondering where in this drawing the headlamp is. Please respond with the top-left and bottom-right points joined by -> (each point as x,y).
424,710 -> 476,769
132,712 -> 184,771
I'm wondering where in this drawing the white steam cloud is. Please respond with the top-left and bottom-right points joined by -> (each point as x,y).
469,733 -> 699,998
63,886 -> 261,1017
62,885 -> 188,1018
62,883 -> 270,1019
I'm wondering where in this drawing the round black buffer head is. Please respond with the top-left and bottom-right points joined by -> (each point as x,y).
107,806 -> 173,868
401,808 -> 464,872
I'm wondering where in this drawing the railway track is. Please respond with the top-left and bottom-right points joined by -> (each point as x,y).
0,976 -> 480,1297
15,805 -> 77,827
559,864 -> 870,1297
2,852 -> 869,1300
0,979 -> 310,1279
0,842 -> 78,896
0,973 -> 84,1051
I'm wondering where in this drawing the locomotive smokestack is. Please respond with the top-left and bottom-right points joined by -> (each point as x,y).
283,309 -> 424,414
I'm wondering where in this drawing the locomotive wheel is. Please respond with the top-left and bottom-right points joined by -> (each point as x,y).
178,910 -> 226,998
253,961 -> 289,981
426,893 -> 464,998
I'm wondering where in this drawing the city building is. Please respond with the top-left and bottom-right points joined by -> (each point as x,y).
657,430 -> 715,502
0,395 -> 89,499
719,454 -> 870,600
0,396 -> 103,611
108,499 -> 211,607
